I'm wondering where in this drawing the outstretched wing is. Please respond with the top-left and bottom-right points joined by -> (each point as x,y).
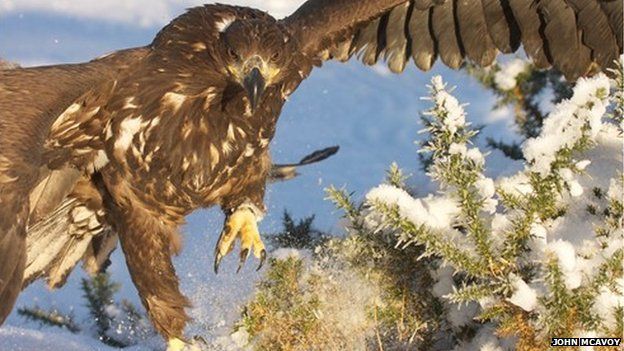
284,0 -> 623,80
0,48 -> 148,323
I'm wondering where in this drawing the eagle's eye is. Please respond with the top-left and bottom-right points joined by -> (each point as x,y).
270,51 -> 281,62
227,47 -> 239,61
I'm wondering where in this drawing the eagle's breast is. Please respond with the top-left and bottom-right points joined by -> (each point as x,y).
103,82 -> 284,211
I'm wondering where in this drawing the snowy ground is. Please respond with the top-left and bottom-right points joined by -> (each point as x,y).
0,3 -> 525,350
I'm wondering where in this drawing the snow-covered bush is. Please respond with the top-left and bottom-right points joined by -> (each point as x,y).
362,68 -> 623,350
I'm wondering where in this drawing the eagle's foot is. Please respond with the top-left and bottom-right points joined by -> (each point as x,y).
167,336 -> 206,351
213,206 -> 266,274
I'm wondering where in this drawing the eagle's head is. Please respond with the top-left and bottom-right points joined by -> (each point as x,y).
218,19 -> 297,111
150,6 -> 309,113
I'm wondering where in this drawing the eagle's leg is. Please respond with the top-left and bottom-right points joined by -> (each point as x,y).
109,198 -> 191,346
213,205 -> 266,274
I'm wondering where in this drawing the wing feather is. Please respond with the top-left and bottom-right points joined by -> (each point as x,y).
409,6 -> 438,71
431,0 -> 465,69
456,0 -> 498,66
383,3 -> 411,73
537,0 -> 592,79
353,18 -> 383,65
481,0 -> 521,53
29,168 -> 81,223
0,49 -> 146,322
507,0 -> 551,68
23,177 -> 116,289
286,0 -> 621,77
414,0 -> 435,10
599,0 -> 623,53
568,0 -> 619,71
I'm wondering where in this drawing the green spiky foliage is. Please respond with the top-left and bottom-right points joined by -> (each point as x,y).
240,204 -> 437,350
238,257 -> 331,350
81,273 -> 128,348
268,211 -> 329,250
18,273 -> 152,348
17,306 -> 81,333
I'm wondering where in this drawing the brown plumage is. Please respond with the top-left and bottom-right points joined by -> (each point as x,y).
0,1 -> 621,348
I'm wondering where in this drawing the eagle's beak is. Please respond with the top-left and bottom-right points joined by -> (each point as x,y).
243,67 -> 265,113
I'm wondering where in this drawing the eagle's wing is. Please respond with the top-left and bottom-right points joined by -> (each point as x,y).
0,48 -> 148,323
283,0 -> 623,79
24,174 -> 118,289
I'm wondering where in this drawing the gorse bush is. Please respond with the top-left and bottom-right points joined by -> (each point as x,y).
237,59 -> 623,351
363,68 -> 623,349
238,249 -> 382,350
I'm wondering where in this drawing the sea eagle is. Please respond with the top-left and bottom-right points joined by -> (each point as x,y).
0,0 -> 621,349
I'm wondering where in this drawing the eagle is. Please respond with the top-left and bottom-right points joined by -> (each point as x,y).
0,0 -> 621,349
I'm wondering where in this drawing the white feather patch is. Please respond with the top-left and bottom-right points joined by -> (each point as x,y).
115,116 -> 142,152
89,150 -> 109,172
243,143 -> 255,157
51,103 -> 81,129
162,92 -> 187,112
123,97 -> 139,109
192,42 -> 207,52
216,16 -> 236,33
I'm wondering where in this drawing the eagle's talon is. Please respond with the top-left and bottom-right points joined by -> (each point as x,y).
192,335 -> 208,346
257,249 -> 266,271
214,252 -> 223,274
213,206 -> 265,273
237,248 -> 250,273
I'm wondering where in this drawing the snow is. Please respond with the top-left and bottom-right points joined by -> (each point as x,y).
453,325 -> 512,351
447,302 -> 479,328
0,326 -> 142,351
426,77 -> 468,135
575,160 -> 591,171
466,148 -> 485,166
271,248 -> 302,260
432,265 -> 455,298
366,185 -> 460,231
523,74 -> 610,176
592,279 -> 624,331
475,177 -> 496,199
507,274 -> 538,312
449,142 -> 468,155
494,59 -> 528,91
497,173 -> 533,197
547,240 -> 582,290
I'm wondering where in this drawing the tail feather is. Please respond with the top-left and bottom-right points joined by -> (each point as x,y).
82,230 -> 118,276
269,146 -> 339,182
